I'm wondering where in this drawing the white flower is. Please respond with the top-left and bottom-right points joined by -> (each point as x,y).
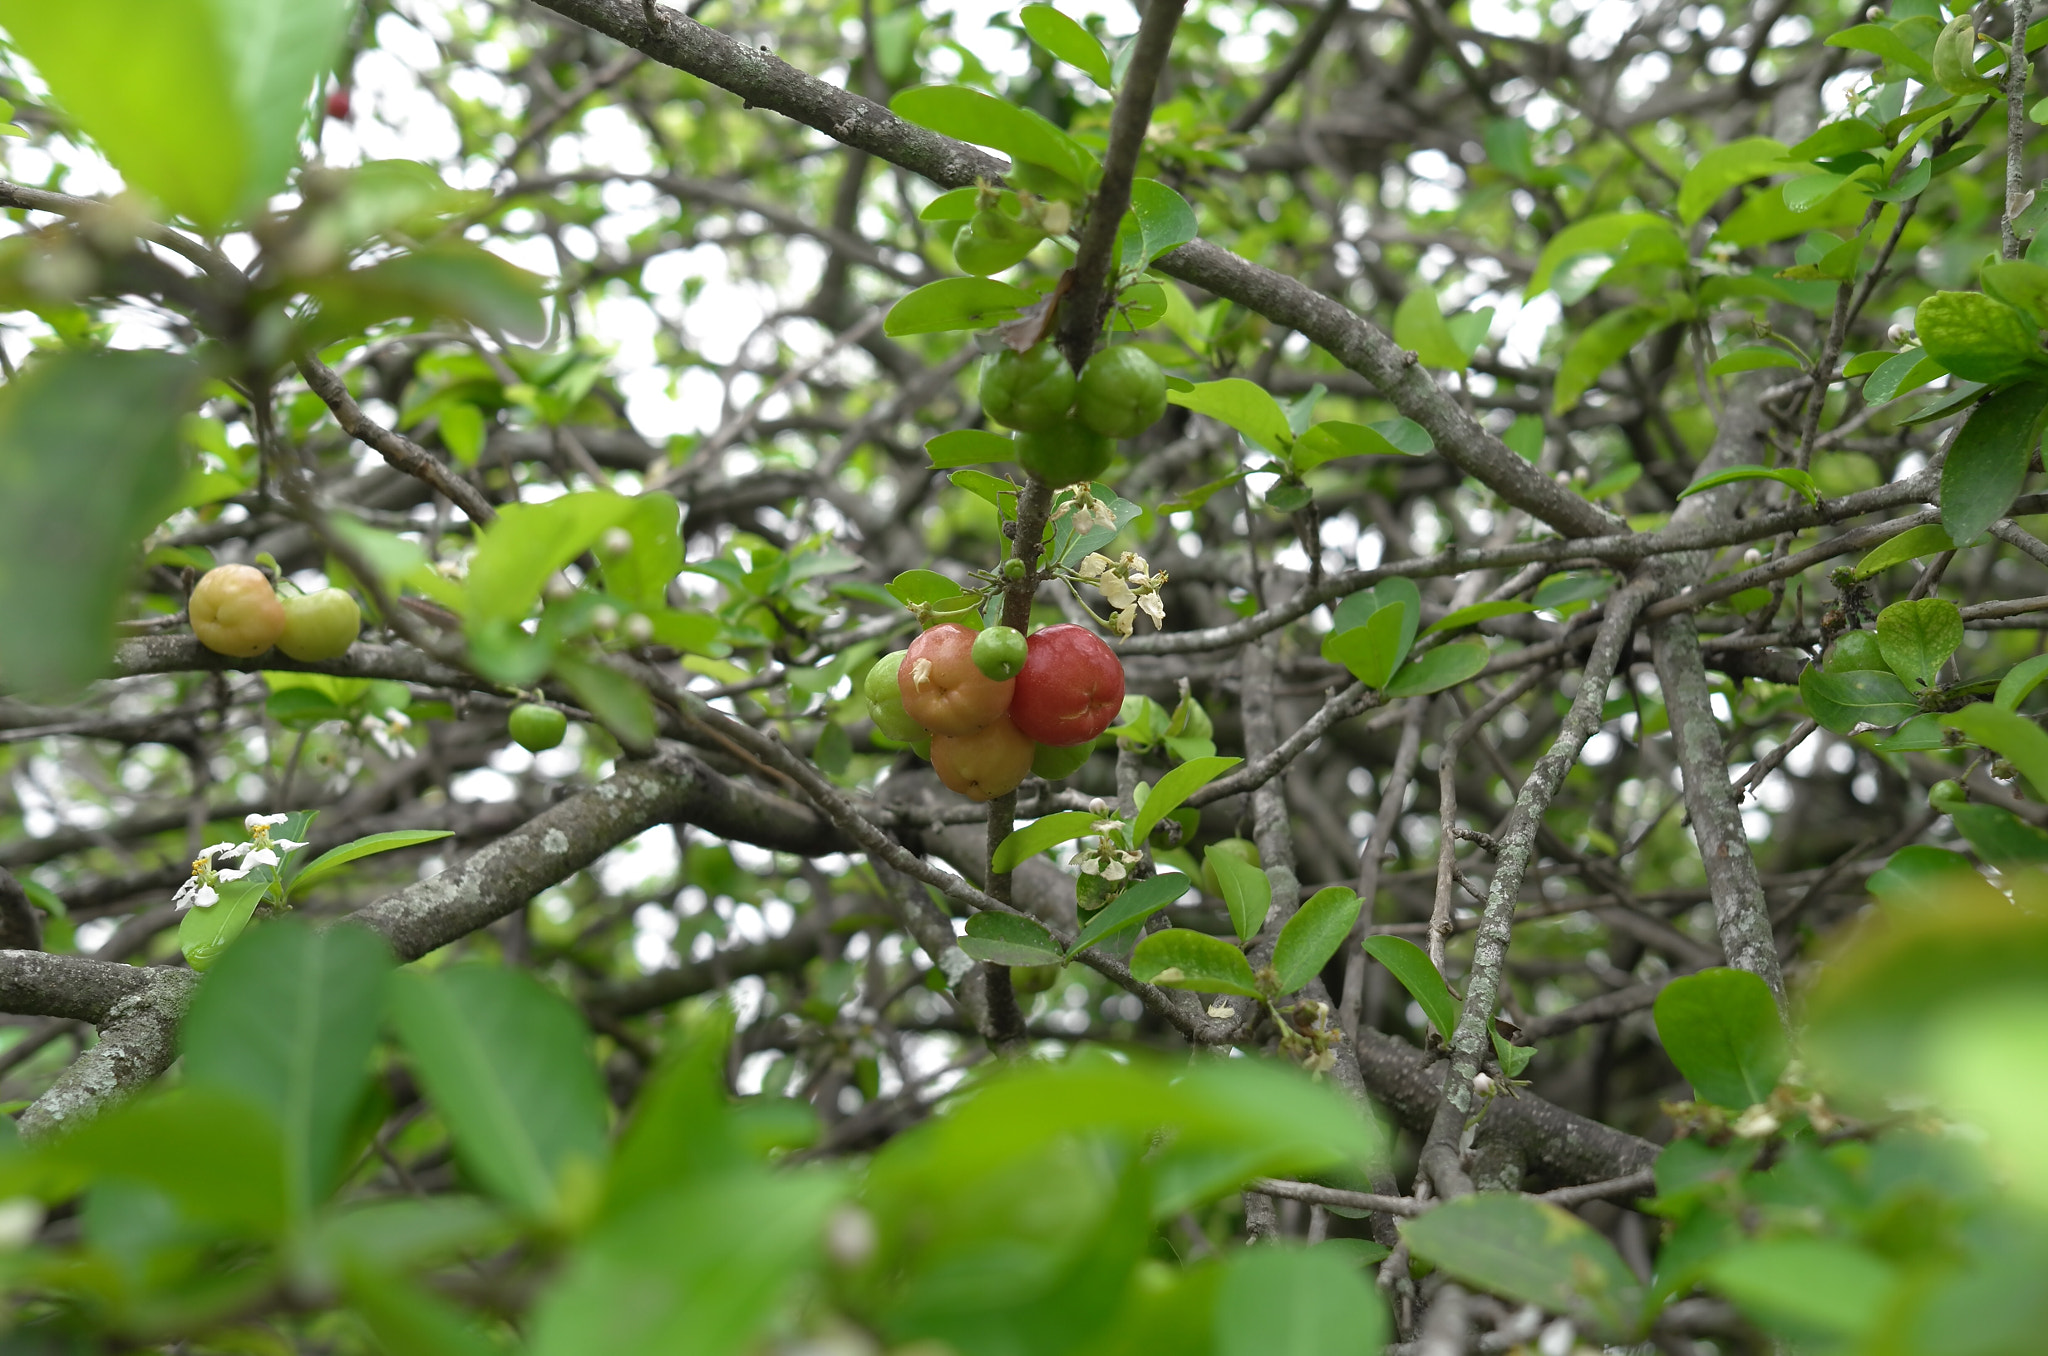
1732,1104 -> 1782,1139
245,813 -> 288,832
241,847 -> 281,870
1077,551 -> 1167,637
173,879 -> 218,912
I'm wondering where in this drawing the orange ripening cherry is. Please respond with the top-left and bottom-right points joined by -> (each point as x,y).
931,714 -> 1036,801
1009,624 -> 1125,747
898,623 -> 1015,735
189,565 -> 286,658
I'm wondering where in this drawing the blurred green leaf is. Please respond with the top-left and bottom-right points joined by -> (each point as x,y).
0,350 -> 196,694
389,965 -> 611,1223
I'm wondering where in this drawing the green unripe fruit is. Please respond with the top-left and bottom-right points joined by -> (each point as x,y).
1031,740 -> 1092,780
276,588 -> 361,661
1201,838 -> 1261,899
509,703 -> 568,752
1929,779 -> 1966,810
1011,964 -> 1062,994
953,215 -> 1037,276
863,650 -> 925,741
1076,345 -> 1168,438
972,625 -> 1029,682
980,345 -> 1076,432
1016,417 -> 1113,488
1002,558 -> 1028,581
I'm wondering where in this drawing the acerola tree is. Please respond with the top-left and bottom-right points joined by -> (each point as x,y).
1,0 -> 2047,1351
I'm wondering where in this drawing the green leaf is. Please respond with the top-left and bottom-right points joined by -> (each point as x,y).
1333,576 -> 1421,657
926,428 -> 1014,468
307,243 -> 550,344
1798,665 -> 1920,734
1678,464 -> 1819,506
0,0 -> 345,229
1948,801 -> 2048,871
287,830 -> 454,903
1944,703 -> 2048,801
1553,304 -> 1665,413
45,1086 -> 288,1234
890,85 -> 1098,189
959,912 -> 1063,966
1982,258 -> 2048,328
1362,935 -> 1460,1039
1995,652 -> 2048,710
1205,843 -> 1273,941
1068,872 -> 1193,955
1385,641 -> 1489,697
1826,23 -> 1936,80
993,810 -> 1102,874
1866,844 -> 2007,911
1707,345 -> 1803,375
1423,600 -> 1538,636
467,491 -> 638,623
1130,927 -> 1263,997
950,468 -> 1013,509
529,1170 -> 843,1356
389,965 -> 611,1222
1271,887 -> 1363,995
1295,417 -> 1432,469
884,276 -> 1040,336
1652,968 -> 1788,1108
1019,4 -> 1112,87
1394,287 -> 1470,370
1899,378 -> 1989,427
1166,378 -> 1294,454
341,1262 -> 508,1356
1215,1245 -> 1388,1356
1134,756 -> 1241,845
1915,291 -> 2048,384
1853,523 -> 1954,578
596,493 -> 683,611
1704,1239 -> 1896,1339
887,568 -> 969,607
1875,596 -> 1964,686
1128,178 -> 1198,263
182,919 -> 392,1220
1400,1194 -> 1648,1340
1321,610 -> 1408,689
551,654 -> 657,754
178,875 -> 270,972
1678,136 -> 1791,224
0,350 -> 196,694
1941,381 -> 2048,546
1527,212 -> 1672,295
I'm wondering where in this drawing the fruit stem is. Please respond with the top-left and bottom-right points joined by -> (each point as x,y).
999,474 -> 1054,631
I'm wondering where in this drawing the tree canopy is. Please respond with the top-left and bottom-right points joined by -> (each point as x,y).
0,0 -> 2045,1351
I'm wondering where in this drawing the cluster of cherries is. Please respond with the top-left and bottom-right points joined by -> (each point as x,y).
864,623 -> 1125,801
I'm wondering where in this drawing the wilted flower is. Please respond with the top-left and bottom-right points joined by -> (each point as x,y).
1732,1103 -> 1782,1139
1053,486 -> 1118,536
360,708 -> 414,759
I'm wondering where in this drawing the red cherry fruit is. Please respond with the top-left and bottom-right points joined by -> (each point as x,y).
898,623 -> 1015,735
1009,624 -> 1124,747
326,87 -> 352,120
931,715 -> 1035,801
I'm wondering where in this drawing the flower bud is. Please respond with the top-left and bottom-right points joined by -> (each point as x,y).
591,604 -> 621,633
623,612 -> 655,645
601,527 -> 634,557
545,573 -> 577,603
